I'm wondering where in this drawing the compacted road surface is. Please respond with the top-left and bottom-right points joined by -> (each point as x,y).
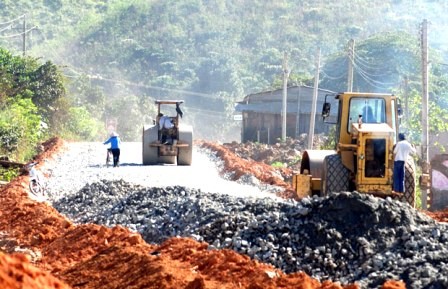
44,142 -> 279,201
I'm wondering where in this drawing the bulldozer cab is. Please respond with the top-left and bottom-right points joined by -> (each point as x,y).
323,92 -> 399,147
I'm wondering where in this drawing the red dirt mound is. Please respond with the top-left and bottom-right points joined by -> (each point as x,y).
0,252 -> 71,289
198,141 -> 302,199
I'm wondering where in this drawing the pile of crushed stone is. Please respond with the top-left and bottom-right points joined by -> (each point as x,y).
53,179 -> 448,288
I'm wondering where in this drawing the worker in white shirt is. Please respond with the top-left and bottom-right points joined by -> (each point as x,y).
393,133 -> 416,193
158,113 -> 174,144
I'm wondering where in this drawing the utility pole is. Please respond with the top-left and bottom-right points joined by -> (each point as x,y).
404,76 -> 409,129
22,14 -> 26,56
421,19 -> 430,209
308,47 -> 320,149
347,39 -> 355,92
281,51 -> 290,141
17,14 -> 36,56
0,14 -> 36,56
295,86 -> 302,138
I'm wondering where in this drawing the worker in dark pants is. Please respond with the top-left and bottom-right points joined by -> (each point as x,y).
393,133 -> 416,193
103,132 -> 122,167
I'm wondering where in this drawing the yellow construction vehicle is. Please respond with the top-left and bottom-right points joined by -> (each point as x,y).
293,92 -> 416,206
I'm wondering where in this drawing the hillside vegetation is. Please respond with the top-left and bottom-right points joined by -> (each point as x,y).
0,0 -> 448,143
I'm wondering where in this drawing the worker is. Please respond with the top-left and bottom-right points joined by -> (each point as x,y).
159,113 -> 174,130
362,105 -> 376,123
393,133 -> 416,193
103,132 -> 121,167
158,113 -> 174,144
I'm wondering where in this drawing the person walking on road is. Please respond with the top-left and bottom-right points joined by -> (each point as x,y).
104,132 -> 121,167
393,133 -> 416,193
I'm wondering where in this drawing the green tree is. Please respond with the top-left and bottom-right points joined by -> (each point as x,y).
62,106 -> 103,141
0,49 -> 67,132
28,60 -> 67,128
0,98 -> 41,161
69,74 -> 106,118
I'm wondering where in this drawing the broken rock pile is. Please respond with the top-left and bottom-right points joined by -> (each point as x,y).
54,179 -> 448,289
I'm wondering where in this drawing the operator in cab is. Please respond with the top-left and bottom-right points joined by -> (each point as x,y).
158,113 -> 174,144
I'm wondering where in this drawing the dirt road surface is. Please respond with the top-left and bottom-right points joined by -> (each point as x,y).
43,141 -> 279,201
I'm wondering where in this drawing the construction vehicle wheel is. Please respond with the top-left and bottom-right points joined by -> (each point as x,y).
142,125 -> 159,165
177,125 -> 193,165
400,157 -> 416,207
321,154 -> 350,197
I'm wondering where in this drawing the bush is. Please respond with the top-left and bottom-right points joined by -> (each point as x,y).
0,98 -> 42,161
60,106 -> 103,141
0,167 -> 19,182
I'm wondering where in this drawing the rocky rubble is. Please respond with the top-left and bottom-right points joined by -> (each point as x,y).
54,179 -> 448,289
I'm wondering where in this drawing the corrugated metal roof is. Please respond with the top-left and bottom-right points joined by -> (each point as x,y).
235,102 -> 328,114
240,85 -> 336,104
235,85 -> 338,115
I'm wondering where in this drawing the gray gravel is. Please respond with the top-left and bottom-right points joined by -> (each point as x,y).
44,142 -> 448,289
43,142 -> 283,200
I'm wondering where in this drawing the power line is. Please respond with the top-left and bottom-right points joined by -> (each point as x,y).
34,28 -> 77,66
0,14 -> 37,56
0,14 -> 25,26
0,25 -> 12,33
352,60 -> 396,85
51,52 -> 225,102
355,65 -> 397,90
187,106 -> 229,119
0,25 -> 36,38
320,69 -> 346,80
352,49 -> 387,71
355,66 -> 395,86
55,56 -> 222,100
349,53 -> 391,78
85,74 -> 219,99
346,49 -> 397,89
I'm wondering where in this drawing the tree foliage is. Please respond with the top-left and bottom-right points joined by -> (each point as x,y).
0,1 -> 447,142
29,60 -> 67,125
0,48 -> 101,160
0,98 -> 41,160
62,107 -> 104,141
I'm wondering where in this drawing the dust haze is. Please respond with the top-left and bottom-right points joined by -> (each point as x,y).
2,0 -> 448,143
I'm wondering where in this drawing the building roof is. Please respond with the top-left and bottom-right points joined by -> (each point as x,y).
241,85 -> 335,103
235,85 -> 337,114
